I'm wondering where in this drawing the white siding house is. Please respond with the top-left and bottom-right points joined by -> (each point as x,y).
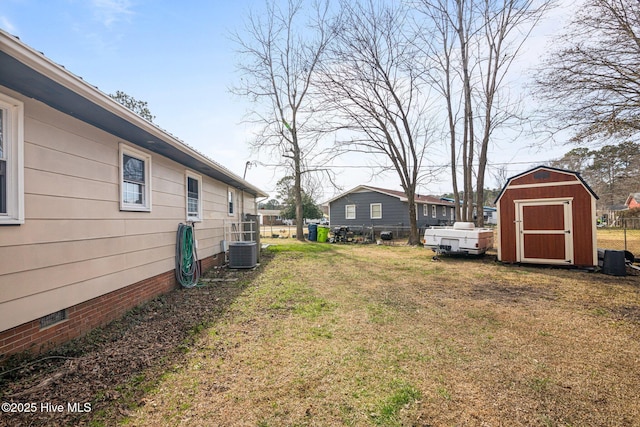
0,30 -> 267,357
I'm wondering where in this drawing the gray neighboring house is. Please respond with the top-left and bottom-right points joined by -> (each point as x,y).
327,185 -> 455,228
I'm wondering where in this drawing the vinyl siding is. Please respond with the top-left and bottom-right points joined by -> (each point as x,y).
330,191 -> 408,226
418,203 -> 454,226
0,87 -> 255,332
329,190 -> 454,227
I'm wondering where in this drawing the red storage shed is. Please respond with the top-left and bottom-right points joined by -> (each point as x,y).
495,166 -> 599,267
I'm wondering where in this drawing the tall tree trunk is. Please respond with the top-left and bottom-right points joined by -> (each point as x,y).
463,60 -> 475,223
456,0 -> 475,223
292,137 -> 305,242
231,0 -> 334,240
405,186 -> 420,245
420,0 -> 553,227
445,71 -> 461,222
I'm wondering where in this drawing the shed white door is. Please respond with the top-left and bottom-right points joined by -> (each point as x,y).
515,199 -> 573,265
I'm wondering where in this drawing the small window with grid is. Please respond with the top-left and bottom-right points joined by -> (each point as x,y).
345,204 -> 356,219
370,203 -> 382,219
120,144 -> 151,211
186,172 -> 202,221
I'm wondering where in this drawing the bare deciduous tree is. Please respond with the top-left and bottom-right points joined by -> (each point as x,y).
535,0 -> 640,145
232,0 -> 335,241
549,142 -> 640,211
320,0 -> 436,245
416,0 -> 553,225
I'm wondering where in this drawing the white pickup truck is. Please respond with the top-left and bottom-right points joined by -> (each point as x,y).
423,222 -> 494,255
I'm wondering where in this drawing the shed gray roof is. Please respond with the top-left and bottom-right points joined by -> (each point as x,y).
0,30 -> 267,198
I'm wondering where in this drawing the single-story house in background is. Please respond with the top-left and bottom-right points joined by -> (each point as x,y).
625,193 -> 640,209
484,206 -> 497,225
327,185 -> 455,229
0,30 -> 267,357
439,196 -> 497,224
495,165 -> 598,267
597,203 -> 627,227
258,208 -> 284,226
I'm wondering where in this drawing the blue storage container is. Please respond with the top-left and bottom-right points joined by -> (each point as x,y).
308,223 -> 318,241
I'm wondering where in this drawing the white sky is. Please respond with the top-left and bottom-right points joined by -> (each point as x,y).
0,0 -> 580,202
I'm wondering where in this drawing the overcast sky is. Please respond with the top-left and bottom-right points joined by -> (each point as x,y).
1,0 -> 578,202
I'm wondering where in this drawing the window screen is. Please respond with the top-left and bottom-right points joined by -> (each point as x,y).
0,109 -> 5,214
187,176 -> 199,216
123,154 -> 145,205
228,190 -> 234,214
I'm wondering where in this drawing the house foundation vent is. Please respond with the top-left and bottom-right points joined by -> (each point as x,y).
40,309 -> 67,329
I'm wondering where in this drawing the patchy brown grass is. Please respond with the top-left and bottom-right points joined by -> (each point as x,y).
2,233 -> 638,427
598,228 -> 640,255
0,267 -> 260,427
121,240 -> 640,427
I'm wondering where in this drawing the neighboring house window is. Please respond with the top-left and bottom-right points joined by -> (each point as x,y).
442,206 -> 446,216
345,204 -> 356,219
186,171 -> 202,221
228,189 -> 235,215
0,93 -> 24,225
451,207 -> 455,221
120,144 -> 152,211
431,205 -> 436,218
370,203 -> 382,219
423,204 -> 428,217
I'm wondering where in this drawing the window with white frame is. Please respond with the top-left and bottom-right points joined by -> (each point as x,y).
442,205 -> 446,216
228,189 -> 235,215
370,203 -> 382,219
451,207 -> 455,221
431,205 -> 436,218
120,144 -> 151,211
186,171 -> 202,221
423,204 -> 428,217
0,109 -> 5,214
0,93 -> 24,225
345,204 -> 356,219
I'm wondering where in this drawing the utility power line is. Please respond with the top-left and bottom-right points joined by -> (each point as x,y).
255,159 -> 554,170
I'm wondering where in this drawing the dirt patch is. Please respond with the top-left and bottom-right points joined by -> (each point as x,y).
611,305 -> 640,323
469,283 -> 557,305
0,263 -> 266,427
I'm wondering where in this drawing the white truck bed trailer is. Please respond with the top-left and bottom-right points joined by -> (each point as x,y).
424,222 -> 494,255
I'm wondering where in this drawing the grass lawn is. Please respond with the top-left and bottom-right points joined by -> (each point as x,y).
123,238 -> 640,426
597,228 -> 640,254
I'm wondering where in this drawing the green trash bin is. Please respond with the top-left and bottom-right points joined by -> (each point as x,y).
317,225 -> 330,243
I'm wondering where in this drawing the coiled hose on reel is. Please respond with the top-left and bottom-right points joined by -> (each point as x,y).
176,223 -> 200,288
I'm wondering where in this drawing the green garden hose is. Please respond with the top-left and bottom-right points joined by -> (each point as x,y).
176,223 -> 201,288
